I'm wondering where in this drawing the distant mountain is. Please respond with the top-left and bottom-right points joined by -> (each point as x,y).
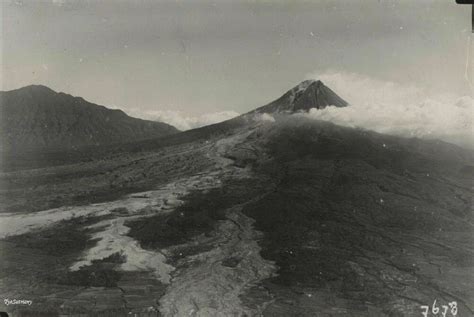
252,79 -> 348,114
161,79 -> 349,140
0,85 -> 178,152
148,79 -> 349,143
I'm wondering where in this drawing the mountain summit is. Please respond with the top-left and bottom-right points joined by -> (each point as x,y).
0,85 -> 178,152
253,79 -> 348,114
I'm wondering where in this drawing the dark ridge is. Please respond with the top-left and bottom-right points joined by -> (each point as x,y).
3,84 -> 57,95
0,84 -> 179,153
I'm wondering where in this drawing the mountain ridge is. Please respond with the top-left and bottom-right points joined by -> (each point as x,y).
5,79 -> 470,172
0,85 -> 179,152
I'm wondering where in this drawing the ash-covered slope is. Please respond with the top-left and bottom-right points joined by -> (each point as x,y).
1,80 -> 473,316
0,85 -> 178,152
230,122 -> 474,316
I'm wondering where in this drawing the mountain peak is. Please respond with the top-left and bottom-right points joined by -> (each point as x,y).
253,79 -> 348,114
4,84 -> 57,95
1,85 -> 179,152
293,79 -> 320,91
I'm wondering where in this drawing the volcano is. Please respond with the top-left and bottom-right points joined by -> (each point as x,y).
253,79 -> 348,114
0,80 -> 472,317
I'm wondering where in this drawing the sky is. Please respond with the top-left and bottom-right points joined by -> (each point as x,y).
1,0 -> 472,130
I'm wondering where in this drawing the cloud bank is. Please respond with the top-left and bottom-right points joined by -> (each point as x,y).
127,109 -> 239,131
305,71 -> 473,148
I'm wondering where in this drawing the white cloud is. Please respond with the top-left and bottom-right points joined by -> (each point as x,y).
126,109 -> 240,131
303,71 -> 473,148
254,113 -> 275,123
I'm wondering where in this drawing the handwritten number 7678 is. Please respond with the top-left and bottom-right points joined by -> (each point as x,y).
420,300 -> 458,317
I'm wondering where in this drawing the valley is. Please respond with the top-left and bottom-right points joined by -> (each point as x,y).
0,81 -> 473,316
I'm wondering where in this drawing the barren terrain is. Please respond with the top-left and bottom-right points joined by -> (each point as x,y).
1,116 -> 473,316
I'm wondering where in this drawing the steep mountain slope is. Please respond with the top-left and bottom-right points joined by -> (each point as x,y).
234,121 -> 473,316
252,79 -> 348,114
0,85 -> 178,153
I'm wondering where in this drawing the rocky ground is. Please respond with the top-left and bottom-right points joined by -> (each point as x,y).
0,117 -> 473,316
